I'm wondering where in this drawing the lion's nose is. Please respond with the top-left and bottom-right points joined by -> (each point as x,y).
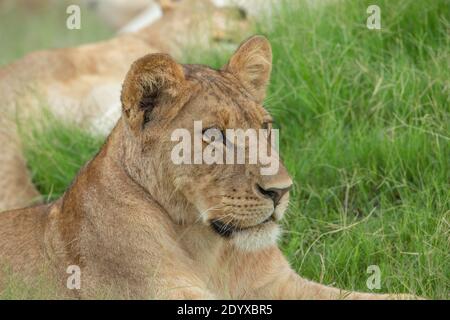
256,184 -> 291,206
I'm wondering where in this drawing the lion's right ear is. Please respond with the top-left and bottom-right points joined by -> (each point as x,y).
121,53 -> 185,132
224,35 -> 272,104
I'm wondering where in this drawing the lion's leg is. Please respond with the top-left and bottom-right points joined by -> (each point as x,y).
274,271 -> 391,300
272,271 -> 420,299
156,283 -> 217,300
150,264 -> 217,299
232,247 -> 413,300
77,269 -> 217,299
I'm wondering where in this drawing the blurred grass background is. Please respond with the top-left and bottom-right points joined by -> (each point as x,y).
1,0 -> 449,299
0,0 -> 113,66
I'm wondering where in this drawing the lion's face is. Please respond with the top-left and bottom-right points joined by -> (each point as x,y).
121,36 -> 292,251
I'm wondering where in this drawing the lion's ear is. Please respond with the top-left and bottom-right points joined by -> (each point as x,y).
121,53 -> 185,132
224,35 -> 272,103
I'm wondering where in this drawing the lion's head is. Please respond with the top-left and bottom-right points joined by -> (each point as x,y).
120,36 -> 293,251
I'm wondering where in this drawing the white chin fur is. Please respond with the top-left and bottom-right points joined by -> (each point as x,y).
231,223 -> 281,252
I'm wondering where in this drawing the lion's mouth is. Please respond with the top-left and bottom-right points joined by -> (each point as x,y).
210,216 -> 275,238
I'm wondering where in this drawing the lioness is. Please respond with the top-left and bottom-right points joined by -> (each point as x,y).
0,36 -> 412,299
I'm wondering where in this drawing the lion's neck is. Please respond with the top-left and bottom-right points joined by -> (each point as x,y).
60,120 -> 169,217
56,120 -> 227,268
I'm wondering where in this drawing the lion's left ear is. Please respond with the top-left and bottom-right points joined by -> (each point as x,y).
224,35 -> 272,103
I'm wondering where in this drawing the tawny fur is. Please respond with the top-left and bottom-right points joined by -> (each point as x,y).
0,36 -> 415,299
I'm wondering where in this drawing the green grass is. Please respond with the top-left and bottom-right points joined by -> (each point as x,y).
0,0 -> 113,66
19,110 -> 104,202
6,0 -> 450,299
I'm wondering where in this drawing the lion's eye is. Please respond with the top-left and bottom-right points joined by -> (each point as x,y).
202,127 -> 225,145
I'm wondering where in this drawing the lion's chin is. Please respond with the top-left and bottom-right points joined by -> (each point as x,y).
231,222 -> 281,252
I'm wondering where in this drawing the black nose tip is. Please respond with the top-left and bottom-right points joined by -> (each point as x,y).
256,184 -> 291,206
